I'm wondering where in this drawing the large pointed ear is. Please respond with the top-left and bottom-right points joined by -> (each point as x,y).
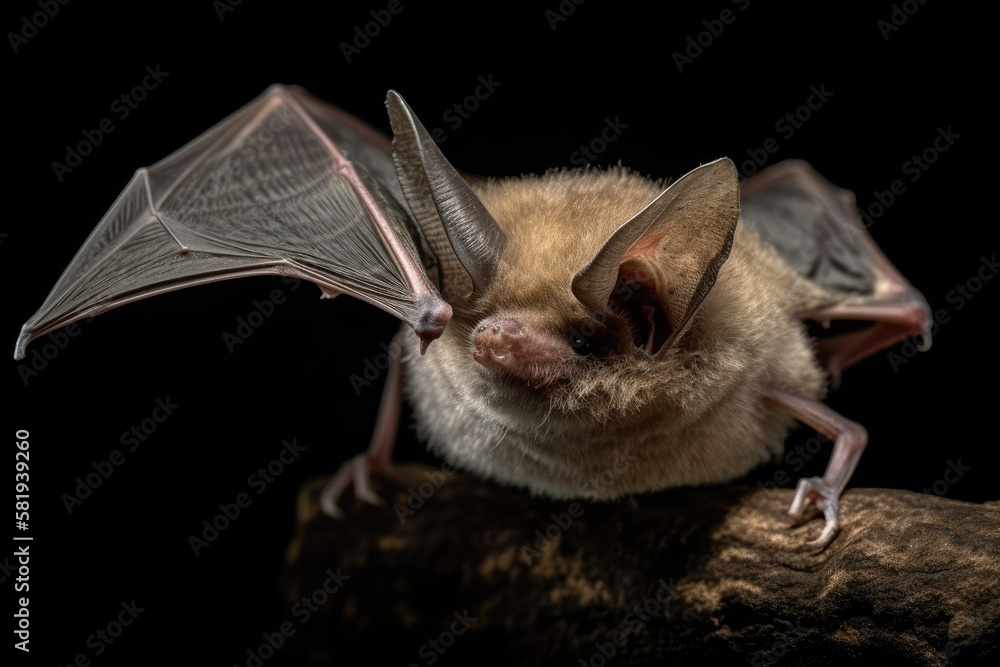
572,158 -> 739,356
385,91 -> 506,301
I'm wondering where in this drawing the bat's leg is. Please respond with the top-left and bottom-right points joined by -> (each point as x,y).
766,390 -> 868,548
319,343 -> 403,518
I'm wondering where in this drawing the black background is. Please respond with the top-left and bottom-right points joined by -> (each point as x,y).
4,1 -> 992,665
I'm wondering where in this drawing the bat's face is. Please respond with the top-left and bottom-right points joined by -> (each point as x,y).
462,171 -> 681,410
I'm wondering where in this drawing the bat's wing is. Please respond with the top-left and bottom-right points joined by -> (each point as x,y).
14,85 -> 451,360
739,160 -> 931,378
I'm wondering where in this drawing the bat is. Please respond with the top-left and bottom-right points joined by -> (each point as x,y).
14,85 -> 931,548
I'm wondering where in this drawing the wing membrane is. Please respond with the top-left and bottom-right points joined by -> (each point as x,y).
740,160 -> 930,375
15,85 -> 450,359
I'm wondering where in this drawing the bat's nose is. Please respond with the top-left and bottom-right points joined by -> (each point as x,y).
471,317 -> 568,388
473,318 -> 523,367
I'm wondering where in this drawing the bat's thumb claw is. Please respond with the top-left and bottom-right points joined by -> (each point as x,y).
915,328 -> 933,352
13,327 -> 32,361
414,299 -> 452,355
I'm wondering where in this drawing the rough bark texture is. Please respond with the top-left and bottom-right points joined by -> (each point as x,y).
276,464 -> 998,666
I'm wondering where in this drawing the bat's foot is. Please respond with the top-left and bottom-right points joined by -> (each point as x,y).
788,476 -> 840,549
319,454 -> 387,519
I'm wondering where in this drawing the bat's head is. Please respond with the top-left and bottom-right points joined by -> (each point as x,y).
389,91 -> 740,418
388,93 -> 822,498
464,160 -> 740,412
415,158 -> 757,499
387,92 -> 739,400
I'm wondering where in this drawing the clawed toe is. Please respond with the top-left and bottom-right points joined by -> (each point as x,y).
320,454 -> 386,519
788,476 -> 840,548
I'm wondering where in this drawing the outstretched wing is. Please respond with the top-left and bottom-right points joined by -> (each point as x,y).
739,160 -> 931,377
14,85 -> 451,360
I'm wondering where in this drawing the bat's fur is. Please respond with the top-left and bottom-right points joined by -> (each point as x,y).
405,167 -> 832,499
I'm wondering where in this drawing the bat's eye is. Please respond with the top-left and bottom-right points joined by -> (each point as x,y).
569,323 -> 619,357
569,333 -> 592,356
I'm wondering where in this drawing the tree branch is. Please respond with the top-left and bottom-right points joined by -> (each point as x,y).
277,464 -> 999,666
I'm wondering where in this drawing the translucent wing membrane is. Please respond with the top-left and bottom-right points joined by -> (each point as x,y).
15,85 -> 450,359
739,160 -> 931,363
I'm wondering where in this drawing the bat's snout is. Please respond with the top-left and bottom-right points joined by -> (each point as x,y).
472,317 -> 569,388
473,318 -> 524,367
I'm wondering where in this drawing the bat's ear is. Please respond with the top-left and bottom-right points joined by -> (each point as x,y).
572,158 -> 739,356
385,91 -> 506,300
